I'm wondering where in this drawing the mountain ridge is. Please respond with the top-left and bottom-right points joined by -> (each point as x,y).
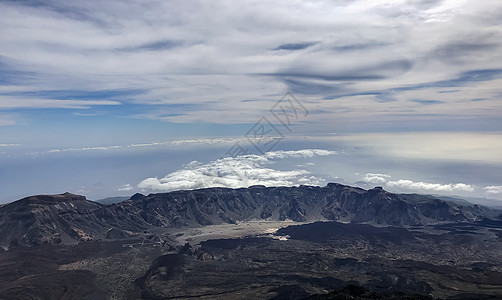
0,183 -> 499,247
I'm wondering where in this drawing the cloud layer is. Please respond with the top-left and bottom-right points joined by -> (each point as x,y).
484,186 -> 502,195
1,0 -> 502,129
138,149 -> 336,192
386,179 -> 474,192
361,173 -> 475,193
1,1 -> 501,204
363,173 -> 391,184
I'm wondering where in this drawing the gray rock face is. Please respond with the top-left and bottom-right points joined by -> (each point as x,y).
107,183 -> 493,228
0,184 -> 496,247
0,193 -> 108,247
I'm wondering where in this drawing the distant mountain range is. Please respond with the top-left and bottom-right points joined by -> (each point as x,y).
95,196 -> 130,205
1,183 -> 500,248
433,195 -> 502,209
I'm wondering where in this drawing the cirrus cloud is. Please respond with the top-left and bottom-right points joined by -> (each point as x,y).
1,0 -> 502,128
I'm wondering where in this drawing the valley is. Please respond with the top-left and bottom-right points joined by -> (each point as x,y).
1,184 -> 501,299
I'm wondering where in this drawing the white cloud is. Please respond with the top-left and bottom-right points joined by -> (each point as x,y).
297,162 -> 316,167
0,98 -> 120,109
386,179 -> 474,192
359,173 -> 476,194
118,184 -> 134,192
363,173 -> 391,184
44,137 -> 246,154
484,186 -> 502,194
137,149 -> 336,192
264,149 -> 336,159
48,145 -> 122,153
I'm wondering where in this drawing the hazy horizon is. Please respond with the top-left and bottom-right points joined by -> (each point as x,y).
1,0 -> 501,204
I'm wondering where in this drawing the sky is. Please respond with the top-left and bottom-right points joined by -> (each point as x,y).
0,0 -> 501,204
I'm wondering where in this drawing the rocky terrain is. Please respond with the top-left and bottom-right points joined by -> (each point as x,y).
0,183 -> 501,299
133,220 -> 502,299
0,183 -> 497,247
0,193 -> 112,248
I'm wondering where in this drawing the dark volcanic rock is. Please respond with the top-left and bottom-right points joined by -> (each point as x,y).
0,270 -> 105,300
276,222 -> 417,245
106,183 -> 494,229
130,193 -> 145,201
0,193 -> 108,247
306,284 -> 435,299
0,184 -> 498,247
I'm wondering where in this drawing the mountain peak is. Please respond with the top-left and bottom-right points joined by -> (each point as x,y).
130,193 -> 146,201
1,184 -> 496,247
18,192 -> 87,205
369,186 -> 386,192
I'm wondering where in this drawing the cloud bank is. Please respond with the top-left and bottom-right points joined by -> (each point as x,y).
35,138 -> 245,155
363,173 -> 391,184
484,186 -> 502,195
138,149 -> 336,192
386,179 -> 474,192
361,173 -> 474,193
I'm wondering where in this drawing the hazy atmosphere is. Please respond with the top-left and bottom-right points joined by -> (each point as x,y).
1,0 -> 501,203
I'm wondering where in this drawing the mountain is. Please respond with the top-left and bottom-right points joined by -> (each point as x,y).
0,193 -> 134,248
94,196 -> 130,205
440,195 -> 502,209
107,184 -> 495,228
0,184 -> 498,247
1,185 -> 502,299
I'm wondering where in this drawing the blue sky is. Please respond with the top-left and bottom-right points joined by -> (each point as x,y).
1,0 -> 501,203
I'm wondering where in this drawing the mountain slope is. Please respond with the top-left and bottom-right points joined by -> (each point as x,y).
110,184 -> 494,228
0,193 -> 129,248
0,184 -> 498,247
